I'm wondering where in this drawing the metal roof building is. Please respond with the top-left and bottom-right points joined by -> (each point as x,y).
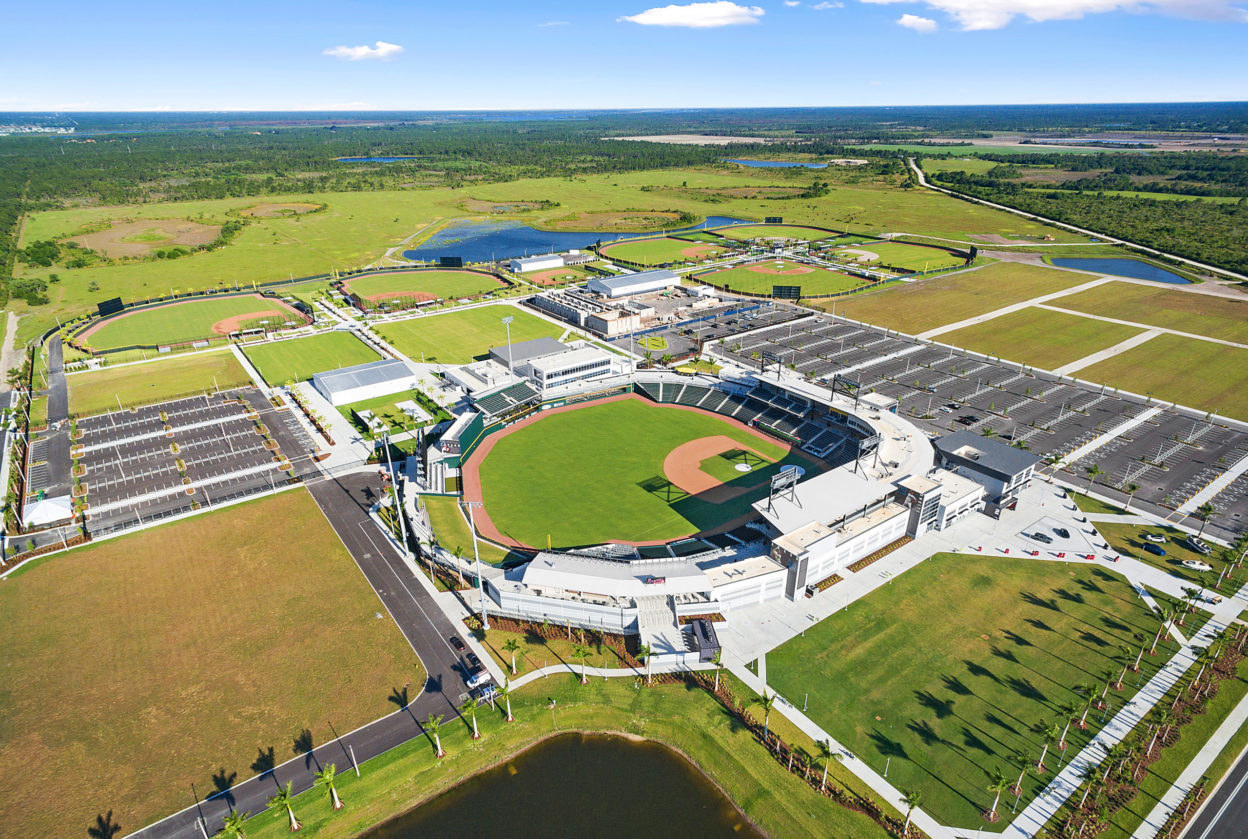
311,358 -> 418,406
509,254 -> 564,273
586,269 -> 680,299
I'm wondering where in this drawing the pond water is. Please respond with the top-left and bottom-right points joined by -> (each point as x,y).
403,216 -> 751,263
335,156 -> 420,163
727,158 -> 828,169
362,733 -> 766,839
1051,257 -> 1191,284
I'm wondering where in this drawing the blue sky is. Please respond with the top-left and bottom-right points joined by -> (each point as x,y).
1,0 -> 1245,110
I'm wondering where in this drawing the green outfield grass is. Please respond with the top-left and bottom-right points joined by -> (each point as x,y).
702,260 -> 869,297
67,350 -> 253,416
421,495 -> 513,565
0,490 -> 418,839
826,262 -> 1098,335
936,306 -> 1145,369
600,236 -> 730,265
715,223 -> 837,242
1049,281 -> 1248,344
845,241 -> 966,272
475,397 -> 818,548
81,294 -> 305,350
243,331 -> 381,385
768,553 -> 1184,828
343,269 -> 503,304
376,306 -> 565,364
672,230 -> 727,244
1077,333 -> 1248,421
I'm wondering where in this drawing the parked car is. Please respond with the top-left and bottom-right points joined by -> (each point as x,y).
449,636 -> 465,652
1031,532 -> 1053,544
937,406 -> 953,414
1143,543 -> 1167,556
1054,527 -> 1071,539
1144,533 -> 1167,544
957,415 -> 979,425
466,652 -> 482,670
1181,560 -> 1213,572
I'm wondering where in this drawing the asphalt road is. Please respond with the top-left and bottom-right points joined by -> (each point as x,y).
1183,745 -> 1248,839
126,473 -> 474,839
46,337 -> 67,423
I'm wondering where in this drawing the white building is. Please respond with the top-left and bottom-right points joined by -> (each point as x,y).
933,429 -> 1040,514
487,337 -> 616,394
587,269 -> 680,299
510,254 -> 564,273
311,358 -> 418,406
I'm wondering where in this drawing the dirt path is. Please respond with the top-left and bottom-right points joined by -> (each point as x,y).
0,311 -> 20,392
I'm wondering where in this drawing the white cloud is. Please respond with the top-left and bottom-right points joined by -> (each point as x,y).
619,2 -> 765,27
784,1 -> 801,6
898,12 -> 939,28
813,1 -> 843,7
322,41 -> 405,61
860,0 -> 1248,30
538,20 -> 571,26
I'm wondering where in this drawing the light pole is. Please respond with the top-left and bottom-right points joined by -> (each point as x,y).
464,501 -> 489,629
382,430 -> 410,557
501,315 -> 515,376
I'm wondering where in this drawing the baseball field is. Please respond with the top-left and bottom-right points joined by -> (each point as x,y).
342,269 -> 503,306
600,236 -> 730,265
67,350 -> 253,416
715,224 -> 837,242
702,260 -> 870,297
465,395 -> 820,548
376,305 -> 565,364
840,241 -> 965,272
80,294 -> 307,350
243,330 -> 381,385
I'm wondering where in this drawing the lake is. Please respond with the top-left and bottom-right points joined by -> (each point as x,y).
362,733 -> 766,839
1051,257 -> 1191,284
727,159 -> 827,169
403,216 -> 751,262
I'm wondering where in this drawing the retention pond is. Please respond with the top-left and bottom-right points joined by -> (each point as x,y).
1051,257 -> 1191,284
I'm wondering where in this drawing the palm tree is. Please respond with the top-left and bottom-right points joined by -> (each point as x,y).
1009,751 -> 1031,796
1124,482 -> 1140,511
1197,502 -> 1216,537
572,643 -> 591,685
502,638 -> 521,675
711,648 -> 724,694
985,768 -> 1010,822
313,763 -> 343,811
637,642 -> 652,685
1036,720 -> 1062,772
755,691 -> 778,744
816,739 -> 833,790
500,677 -> 515,722
1151,604 -> 1175,653
1180,587 -> 1201,625
1075,682 -> 1097,729
1146,706 -> 1173,755
452,545 -> 465,584
219,811 -> 249,839
460,696 -> 480,740
267,781 -> 301,832
1085,463 -> 1104,490
1057,700 -> 1080,750
1115,643 -> 1134,690
426,713 -> 445,758
901,789 -> 922,835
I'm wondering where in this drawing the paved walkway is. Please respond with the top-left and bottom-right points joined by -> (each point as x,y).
914,277 -> 1115,340
1054,329 -> 1164,376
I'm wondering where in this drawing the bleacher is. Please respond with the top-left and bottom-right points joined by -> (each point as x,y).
700,390 -> 730,413
474,380 -> 542,421
802,426 -> 844,458
676,385 -> 711,406
635,380 -> 663,401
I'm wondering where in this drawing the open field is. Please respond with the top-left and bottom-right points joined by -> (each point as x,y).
1069,491 -> 1127,516
599,236 -> 730,265
239,202 -> 322,217
469,396 -> 818,548
243,331 -> 381,385
702,260 -> 869,297
826,262 -> 1098,334
1095,521 -> 1235,591
81,294 -> 306,350
843,241 -> 966,272
936,306 -> 1145,369
377,305 -> 564,364
421,495 -> 512,565
1077,333 -> 1248,421
67,350 -> 252,416
343,269 -> 503,304
768,553 -> 1183,827
1050,281 -> 1248,344
69,218 -> 220,258
920,158 -> 1004,175
0,490 -> 418,839
716,223 -> 837,242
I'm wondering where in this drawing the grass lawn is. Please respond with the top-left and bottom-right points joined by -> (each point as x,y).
475,397 -> 817,548
600,236 -> 730,265
82,294 -> 305,350
937,307 -> 1145,369
1068,491 -> 1127,516
243,331 -> 381,385
376,306 -> 564,364
232,674 -> 893,839
1094,520 -> 1235,592
676,359 -> 723,375
715,223 -> 836,242
421,495 -> 512,565
768,554 -> 1182,828
1077,333 -> 1248,422
343,269 -> 502,303
638,335 -> 669,352
921,158 -> 1004,175
702,260 -> 869,297
1051,281 -> 1248,345
844,241 -> 966,272
826,262 -> 1096,334
475,625 -> 634,676
0,490 -> 419,839
67,350 -> 252,416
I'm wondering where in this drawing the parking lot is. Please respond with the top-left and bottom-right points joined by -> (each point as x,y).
601,300 -> 807,359
75,388 -> 320,534
703,309 -> 1248,542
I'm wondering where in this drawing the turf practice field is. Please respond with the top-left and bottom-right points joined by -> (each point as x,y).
600,236 -> 729,265
80,294 -> 306,350
1077,332 -> 1248,421
1050,281 -> 1248,344
843,241 -> 965,272
67,350 -> 252,416
376,305 -> 565,364
343,268 -> 503,305
936,306 -> 1145,369
827,262 -> 1096,334
466,396 -> 820,548
702,260 -> 869,297
243,330 -> 381,385
715,224 -> 837,242
768,554 -> 1183,827
0,490 -> 418,839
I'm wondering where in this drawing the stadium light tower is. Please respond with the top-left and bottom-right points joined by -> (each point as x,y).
381,430 -> 410,557
463,501 -> 490,630
501,315 -> 515,376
